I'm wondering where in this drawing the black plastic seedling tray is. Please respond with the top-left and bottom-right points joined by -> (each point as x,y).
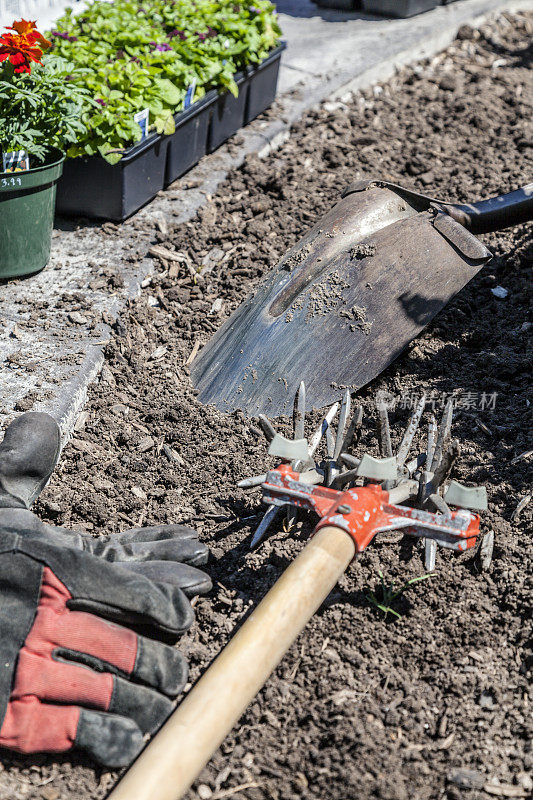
56,132 -> 166,221
363,0 -> 438,16
56,44 -> 285,220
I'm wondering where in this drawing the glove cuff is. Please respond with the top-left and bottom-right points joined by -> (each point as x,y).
0,545 -> 43,731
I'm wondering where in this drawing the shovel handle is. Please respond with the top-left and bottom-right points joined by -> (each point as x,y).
107,526 -> 355,800
445,183 -> 533,235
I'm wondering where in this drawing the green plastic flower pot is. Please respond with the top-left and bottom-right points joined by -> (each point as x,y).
0,147 -> 64,280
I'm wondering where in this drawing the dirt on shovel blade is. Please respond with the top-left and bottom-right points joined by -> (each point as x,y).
1,10 -> 531,800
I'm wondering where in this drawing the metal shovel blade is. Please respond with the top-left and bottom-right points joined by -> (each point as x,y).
191,182 -> 491,417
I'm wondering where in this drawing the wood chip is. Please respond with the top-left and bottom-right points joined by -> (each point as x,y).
68,311 -> 88,325
131,486 -> 147,501
74,410 -> 89,432
437,732 -> 455,750
163,444 -> 185,466
185,340 -> 201,366
212,782 -> 263,799
484,784 -> 528,798
148,245 -> 187,264
511,449 -> 532,464
154,213 -> 168,235
512,493 -> 531,521
149,345 -> 168,360
479,529 -> 494,570
475,417 -> 492,436
137,436 -> 155,452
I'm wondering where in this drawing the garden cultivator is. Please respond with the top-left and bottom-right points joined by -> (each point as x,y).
109,388 -> 490,800
241,383 -> 489,570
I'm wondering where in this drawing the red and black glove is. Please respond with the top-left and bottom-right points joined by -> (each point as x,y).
0,529 -> 210,767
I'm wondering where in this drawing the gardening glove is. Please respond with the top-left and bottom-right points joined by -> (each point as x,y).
0,528 -> 209,767
0,412 -> 210,590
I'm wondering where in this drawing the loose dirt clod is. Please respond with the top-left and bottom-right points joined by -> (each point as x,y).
340,304 -> 373,334
281,241 -> 313,272
351,243 -> 376,259
307,270 -> 349,320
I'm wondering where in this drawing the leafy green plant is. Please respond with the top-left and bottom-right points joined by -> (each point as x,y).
0,20 -> 94,163
48,0 -> 282,162
366,570 -> 433,620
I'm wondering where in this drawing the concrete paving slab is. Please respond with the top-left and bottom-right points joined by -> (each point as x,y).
1,0 -> 531,443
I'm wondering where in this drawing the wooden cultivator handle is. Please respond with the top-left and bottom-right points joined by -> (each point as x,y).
108,526 -> 355,800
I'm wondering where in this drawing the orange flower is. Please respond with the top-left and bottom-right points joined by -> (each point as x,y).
9,18 -> 51,49
0,18 -> 51,74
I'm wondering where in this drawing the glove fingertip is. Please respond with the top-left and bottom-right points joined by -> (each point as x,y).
76,709 -> 144,768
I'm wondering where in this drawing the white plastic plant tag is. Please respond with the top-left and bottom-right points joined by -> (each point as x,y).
2,150 -> 30,173
133,109 -> 149,140
184,79 -> 197,109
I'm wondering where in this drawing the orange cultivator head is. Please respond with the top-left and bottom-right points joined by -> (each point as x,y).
239,385 -> 490,570
262,463 -> 481,557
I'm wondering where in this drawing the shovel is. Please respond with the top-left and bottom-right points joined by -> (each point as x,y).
191,180 -> 533,416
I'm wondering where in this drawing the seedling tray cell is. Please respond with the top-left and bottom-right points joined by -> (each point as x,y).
245,43 -> 286,124
164,92 -> 216,188
207,72 -> 249,154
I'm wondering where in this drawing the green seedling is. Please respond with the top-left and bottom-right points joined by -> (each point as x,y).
48,0 -> 282,162
366,570 -> 433,619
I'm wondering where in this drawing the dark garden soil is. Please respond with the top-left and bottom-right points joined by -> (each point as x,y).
1,10 -> 532,800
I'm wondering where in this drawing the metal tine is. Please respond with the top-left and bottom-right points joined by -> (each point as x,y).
425,539 -> 437,572
293,381 -> 306,441
238,474 -> 267,489
426,415 -> 437,471
309,402 -> 339,457
417,469 -> 427,504
431,439 -> 460,493
418,415 -> 437,505
326,425 -> 335,459
331,467 -> 359,489
250,504 -> 281,549
340,453 -> 360,469
429,493 -> 452,517
406,453 -> 426,475
325,425 -> 337,487
339,405 -> 363,455
333,390 -> 351,461
397,394 -> 426,470
377,396 -> 393,458
431,399 -> 453,474
258,414 -> 277,444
